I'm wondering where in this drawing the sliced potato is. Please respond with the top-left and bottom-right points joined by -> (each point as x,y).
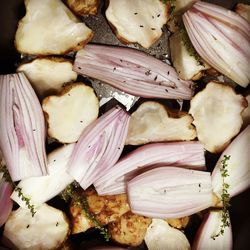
106,0 -> 169,49
17,58 -> 77,98
189,81 -> 247,153
70,188 -> 130,234
108,212 -> 152,247
242,95 -> 250,128
42,83 -> 99,143
126,101 -> 196,145
67,0 -> 100,16
3,204 -> 69,250
235,3 -> 250,22
169,31 -> 210,80
15,0 -> 93,55
145,219 -> 190,250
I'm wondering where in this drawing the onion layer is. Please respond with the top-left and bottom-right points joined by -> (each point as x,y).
95,141 -> 205,195
0,173 -> 13,226
127,167 -> 213,218
192,210 -> 232,250
73,45 -> 194,100
0,73 -> 47,181
67,106 -> 130,189
183,1 -> 250,87
212,125 -> 250,198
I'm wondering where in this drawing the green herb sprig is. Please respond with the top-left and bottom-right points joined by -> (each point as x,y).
61,183 -> 110,241
161,0 -> 176,17
211,155 -> 231,240
0,162 -> 36,217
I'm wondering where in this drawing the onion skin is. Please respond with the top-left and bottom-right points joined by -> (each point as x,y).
212,125 -> 250,198
74,44 -> 194,100
0,176 -> 13,227
192,210 -> 232,250
183,1 -> 250,87
0,73 -> 47,181
127,167 -> 213,219
67,106 -> 130,190
95,141 -> 205,195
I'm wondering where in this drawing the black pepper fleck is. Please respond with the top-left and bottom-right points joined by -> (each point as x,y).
80,121 -> 83,123
157,14 -> 161,17
152,15 -> 154,19
68,94 -> 71,96
140,25 -> 144,28
26,225 -> 30,228
56,222 -> 59,226
167,71 -> 170,75
165,89 -> 169,92
113,67 -> 116,71
77,67 -> 82,70
154,75 -> 158,81
145,70 -> 152,76
151,28 -> 156,30
134,12 -> 138,15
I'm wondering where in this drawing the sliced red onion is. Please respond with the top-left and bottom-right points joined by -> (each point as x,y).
192,210 -> 232,250
212,125 -> 250,198
0,173 -> 13,226
183,1 -> 250,87
73,45 -> 194,100
11,144 -> 75,208
67,106 -> 130,190
94,141 -> 205,195
127,167 -> 213,218
0,73 -> 47,181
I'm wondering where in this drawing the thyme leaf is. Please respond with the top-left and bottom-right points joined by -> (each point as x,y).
60,183 -> 110,241
211,155 -> 231,240
0,162 -> 37,217
161,0 -> 175,17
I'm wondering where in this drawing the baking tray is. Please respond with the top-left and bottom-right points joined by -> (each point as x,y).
0,0 -> 250,249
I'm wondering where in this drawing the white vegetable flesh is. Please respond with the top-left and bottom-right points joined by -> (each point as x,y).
42,83 -> 99,143
106,0 -> 169,48
17,58 -> 77,98
3,204 -> 69,250
189,81 -> 247,153
15,0 -> 93,55
126,101 -> 196,145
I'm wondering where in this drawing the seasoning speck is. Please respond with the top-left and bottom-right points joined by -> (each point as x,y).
151,28 -> 156,30
140,25 -> 144,28
77,67 -> 81,70
145,70 -> 152,76
113,67 -> 116,71
26,225 -> 30,228
157,14 -> 161,17
154,75 -> 158,81
167,71 -> 170,75
56,222 -> 59,227
80,120 -> 83,123
134,12 -> 138,15
165,89 -> 169,92
68,94 -> 71,96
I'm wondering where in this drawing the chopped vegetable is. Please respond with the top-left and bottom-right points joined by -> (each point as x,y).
127,167 -> 215,218
192,211 -> 232,250
17,58 -> 77,98
0,73 -> 47,181
106,0 -> 169,48
189,81 -> 247,153
95,141 -> 205,195
212,125 -> 250,198
74,45 -> 194,100
42,83 -> 99,143
66,0 -> 100,16
67,106 -> 130,189
15,0 -> 93,55
145,219 -> 190,250
11,144 -> 75,208
108,212 -> 151,247
3,204 -> 70,250
169,31 -> 210,80
126,101 -> 196,145
235,3 -> 250,22
183,1 -> 250,87
70,188 -> 129,234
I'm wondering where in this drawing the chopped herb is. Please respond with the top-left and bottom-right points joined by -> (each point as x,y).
0,163 -> 37,217
160,0 -> 176,17
211,155 -> 231,240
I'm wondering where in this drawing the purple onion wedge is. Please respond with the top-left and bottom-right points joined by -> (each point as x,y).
67,106 -> 130,189
94,141 -> 205,195
73,44 -> 194,100
0,73 -> 47,181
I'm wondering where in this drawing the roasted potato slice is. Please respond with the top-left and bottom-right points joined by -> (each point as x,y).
106,0 -> 169,49
108,212 -> 152,247
145,219 -> 190,250
70,188 -> 130,234
3,204 -> 69,250
126,101 -> 196,145
15,0 -> 93,55
189,81 -> 247,153
42,83 -> 99,143
67,0 -> 100,16
235,3 -> 250,22
17,58 -> 77,98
